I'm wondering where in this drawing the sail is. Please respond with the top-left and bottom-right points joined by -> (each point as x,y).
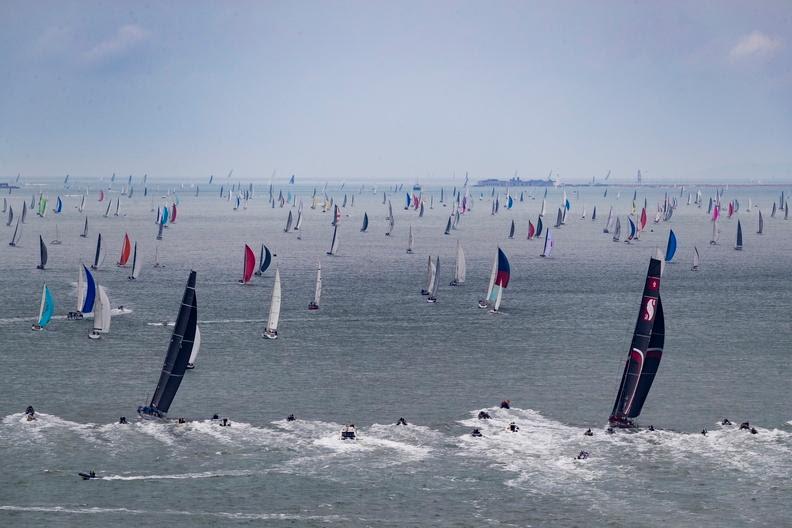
359,212 -> 369,232
327,225 -> 340,255
92,233 -> 105,269
664,230 -> 677,262
78,265 -> 96,313
429,256 -> 440,298
118,233 -> 132,266
527,220 -> 535,240
54,196 -> 63,213
6,205 -> 12,226
266,268 -> 282,332
444,216 -> 452,235
627,216 -> 637,240
603,206 -> 613,233
259,245 -> 273,274
486,248 -> 510,306
147,270 -> 198,416
284,210 -> 293,232
94,285 -> 112,333
130,243 -> 142,279
509,220 -> 515,239
692,246 -> 700,269
735,220 -> 743,249
36,284 -> 55,328
536,216 -> 544,238
555,208 -> 563,227
171,204 -> 177,223
592,206 -> 597,221
294,210 -> 303,230
407,225 -> 414,253
313,262 -> 322,306
454,240 -> 466,284
609,257 -> 664,424
541,229 -> 554,257
38,235 -> 48,269
9,217 -> 22,245
758,210 -> 764,234
187,326 -> 201,368
242,244 -> 256,283
81,217 -> 88,237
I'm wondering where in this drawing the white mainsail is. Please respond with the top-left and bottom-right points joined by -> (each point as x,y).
313,262 -> 322,306
266,268 -> 282,333
453,240 -> 466,284
93,285 -> 112,333
187,326 -> 202,368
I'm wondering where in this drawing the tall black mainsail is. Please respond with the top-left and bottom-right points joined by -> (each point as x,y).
609,257 -> 665,428
138,270 -> 197,419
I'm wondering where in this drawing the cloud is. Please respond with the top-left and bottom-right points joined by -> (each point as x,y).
729,31 -> 782,61
81,24 -> 151,67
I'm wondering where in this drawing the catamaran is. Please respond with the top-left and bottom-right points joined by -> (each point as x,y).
609,257 -> 664,429
138,270 -> 198,419
264,268 -> 282,339
449,240 -> 466,286
32,284 -> 54,331
308,261 -> 321,310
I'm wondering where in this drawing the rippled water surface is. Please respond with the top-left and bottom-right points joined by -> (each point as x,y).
1,181 -> 790,527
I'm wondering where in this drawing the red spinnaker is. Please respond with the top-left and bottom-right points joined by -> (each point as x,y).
118,233 -> 132,266
242,244 -> 256,283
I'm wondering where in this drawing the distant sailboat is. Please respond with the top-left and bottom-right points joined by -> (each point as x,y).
421,256 -> 433,296
90,233 -> 105,270
757,209 -> 764,234
536,216 -> 544,238
691,246 -> 700,271
327,225 -> 340,255
554,208 -> 563,228
508,220 -> 515,239
240,244 -> 256,283
137,270 -> 198,419
263,268 -> 282,339
612,217 -> 621,242
735,220 -> 743,250
308,261 -> 321,310
603,207 -> 613,233
81,217 -> 88,238
407,225 -> 414,254
427,256 -> 440,303
128,242 -> 142,280
527,220 -> 536,240
664,230 -> 677,262
254,244 -> 273,276
8,217 -> 22,246
31,284 -> 55,331
444,216 -> 452,235
541,228 -> 554,257
36,235 -> 48,269
450,240 -> 466,286
75,265 -> 97,316
88,285 -> 112,339
609,257 -> 664,429
487,248 -> 510,313
284,210 -> 293,232
118,233 -> 132,266
361,212 -> 369,232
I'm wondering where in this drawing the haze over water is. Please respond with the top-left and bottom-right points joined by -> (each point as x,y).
0,180 -> 790,526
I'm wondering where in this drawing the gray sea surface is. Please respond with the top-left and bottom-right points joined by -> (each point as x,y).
1,180 -> 790,527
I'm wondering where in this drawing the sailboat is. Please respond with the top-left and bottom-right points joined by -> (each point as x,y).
554,208 -> 563,228
5,205 -> 12,226
35,235 -> 48,269
90,233 -> 105,270
72,265 -> 97,319
327,225 -> 339,255
757,209 -> 764,234
478,248 -> 500,308
80,217 -> 88,238
8,216 -> 22,247
591,206 -> 597,221
487,249 -> 510,313
450,240 -> 466,286
508,220 -> 515,239
609,257 -> 664,428
308,261 -> 321,310
612,217 -> 621,242
541,229 -> 554,257
31,284 -> 54,331
185,326 -> 202,370
664,230 -> 677,262
118,233 -> 132,266
128,242 -> 142,280
691,246 -> 700,271
361,212 -> 369,232
603,206 -> 613,233
421,256 -> 433,295
51,224 -> 62,245
427,256 -> 440,303
710,206 -> 720,245
137,270 -> 198,419
88,285 -> 112,339
536,216 -> 544,238
444,216 -> 452,235
240,244 -> 256,283
263,268 -> 282,339
254,244 -> 273,276
735,220 -> 743,250
284,210 -> 293,232
407,225 -> 414,254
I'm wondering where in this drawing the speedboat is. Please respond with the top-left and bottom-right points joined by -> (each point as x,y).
341,424 -> 357,440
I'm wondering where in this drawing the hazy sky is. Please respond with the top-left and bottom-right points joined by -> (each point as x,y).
1,1 -> 790,183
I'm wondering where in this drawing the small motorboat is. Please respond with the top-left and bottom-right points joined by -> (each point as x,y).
341,424 -> 357,440
24,406 -> 36,421
470,428 -> 483,437
79,471 -> 98,480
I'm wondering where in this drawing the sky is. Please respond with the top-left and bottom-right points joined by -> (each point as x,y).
0,1 -> 790,183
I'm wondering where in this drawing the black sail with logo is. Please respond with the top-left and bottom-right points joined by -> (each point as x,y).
610,258 -> 664,425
